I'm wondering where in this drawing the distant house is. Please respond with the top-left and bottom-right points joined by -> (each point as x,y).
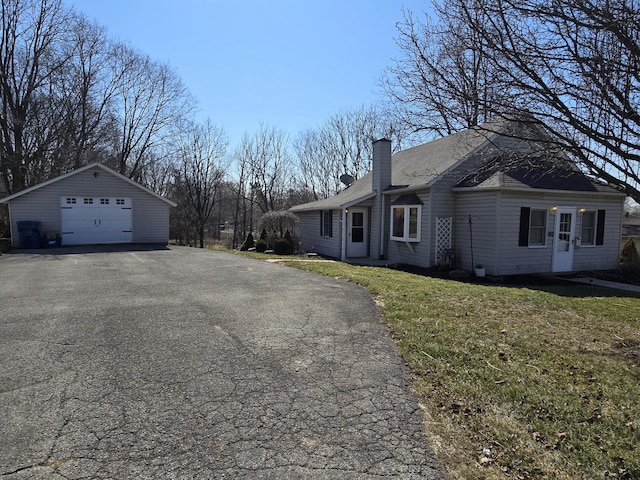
622,211 -> 640,251
0,162 -> 176,248
290,118 -> 625,276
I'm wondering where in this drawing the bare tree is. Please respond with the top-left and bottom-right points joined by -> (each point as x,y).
231,136 -> 251,247
173,120 -> 228,248
450,0 -> 640,200
110,43 -> 194,180
382,3 -> 506,141
0,0 -> 70,194
293,128 -> 340,201
54,15 -> 119,171
246,124 -> 293,213
294,106 -> 397,200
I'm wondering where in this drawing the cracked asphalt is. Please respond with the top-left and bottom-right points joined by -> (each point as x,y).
0,246 -> 445,479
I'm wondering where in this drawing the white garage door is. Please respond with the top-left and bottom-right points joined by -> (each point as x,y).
60,196 -> 133,245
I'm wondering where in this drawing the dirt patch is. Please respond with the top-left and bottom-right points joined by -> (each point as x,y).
613,339 -> 640,367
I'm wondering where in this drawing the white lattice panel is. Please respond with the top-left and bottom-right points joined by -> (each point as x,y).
435,217 -> 453,265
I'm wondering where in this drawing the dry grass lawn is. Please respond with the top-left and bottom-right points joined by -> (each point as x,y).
269,257 -> 640,479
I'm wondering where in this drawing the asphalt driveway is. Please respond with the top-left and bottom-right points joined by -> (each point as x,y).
0,246 -> 444,479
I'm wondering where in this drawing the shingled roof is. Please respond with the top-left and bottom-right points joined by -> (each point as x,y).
290,118 -> 618,212
291,119 -> 506,212
453,155 -> 616,192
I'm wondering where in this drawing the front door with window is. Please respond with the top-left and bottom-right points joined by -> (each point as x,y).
347,208 -> 368,257
552,207 -> 576,272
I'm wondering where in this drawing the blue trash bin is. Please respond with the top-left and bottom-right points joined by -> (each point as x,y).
17,221 -> 41,249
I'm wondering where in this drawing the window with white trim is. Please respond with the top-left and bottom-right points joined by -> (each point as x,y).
580,210 -> 606,246
581,211 -> 596,246
528,209 -> 547,246
519,207 -> 548,247
391,205 -> 421,242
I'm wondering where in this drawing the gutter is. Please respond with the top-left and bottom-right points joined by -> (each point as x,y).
450,185 -> 626,197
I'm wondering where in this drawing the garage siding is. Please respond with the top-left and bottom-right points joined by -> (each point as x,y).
7,166 -> 172,247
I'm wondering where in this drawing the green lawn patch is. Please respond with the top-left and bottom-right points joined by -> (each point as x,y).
277,259 -> 640,480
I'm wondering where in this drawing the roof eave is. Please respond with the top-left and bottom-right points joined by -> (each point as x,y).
0,162 -> 177,207
451,185 -> 626,197
290,192 -> 376,212
382,184 -> 430,195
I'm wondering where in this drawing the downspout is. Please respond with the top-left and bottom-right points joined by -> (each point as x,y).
341,207 -> 347,261
380,194 -> 385,259
7,204 -> 15,248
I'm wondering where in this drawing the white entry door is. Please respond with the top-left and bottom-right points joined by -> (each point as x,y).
552,207 -> 576,272
61,196 -> 133,245
347,208 -> 368,258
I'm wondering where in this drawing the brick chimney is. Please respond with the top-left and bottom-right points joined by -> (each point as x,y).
372,138 -> 392,193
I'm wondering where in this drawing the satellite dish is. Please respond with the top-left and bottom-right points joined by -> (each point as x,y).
340,174 -> 354,187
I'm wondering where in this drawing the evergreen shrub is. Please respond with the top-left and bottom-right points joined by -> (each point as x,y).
255,239 -> 268,253
240,232 -> 255,251
620,238 -> 640,276
274,238 -> 292,255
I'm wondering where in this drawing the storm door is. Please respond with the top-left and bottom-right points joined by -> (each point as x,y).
347,208 -> 368,257
552,207 -> 576,272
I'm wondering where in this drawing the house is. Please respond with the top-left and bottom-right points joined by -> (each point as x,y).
290,118 -> 625,276
0,162 -> 177,248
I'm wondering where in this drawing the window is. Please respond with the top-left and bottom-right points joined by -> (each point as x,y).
529,209 -> 547,246
320,210 -> 332,237
100,198 -> 109,205
390,194 -> 423,243
581,209 -> 606,246
83,198 -> 93,204
581,211 -> 596,245
116,199 -> 125,205
391,205 -> 421,242
66,197 -> 76,204
518,207 -> 546,247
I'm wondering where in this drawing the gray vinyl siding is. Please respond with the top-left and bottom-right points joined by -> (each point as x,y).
493,193 -> 553,275
295,210 -> 341,258
454,190 -> 624,275
571,196 -> 623,271
7,166 -> 171,247
454,191 -> 499,273
430,149 -> 504,270
428,180 -> 460,267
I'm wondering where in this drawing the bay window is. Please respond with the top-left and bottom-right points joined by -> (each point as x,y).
390,194 -> 422,242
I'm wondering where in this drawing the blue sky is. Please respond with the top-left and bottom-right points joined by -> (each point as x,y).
64,1 -> 432,147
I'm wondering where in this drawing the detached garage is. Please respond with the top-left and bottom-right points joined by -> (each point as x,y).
0,163 -> 177,248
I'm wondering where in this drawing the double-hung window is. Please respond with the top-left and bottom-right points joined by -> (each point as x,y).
518,207 -> 547,247
581,211 -> 596,246
390,194 -> 422,242
580,210 -> 606,246
529,209 -> 547,246
320,210 -> 332,237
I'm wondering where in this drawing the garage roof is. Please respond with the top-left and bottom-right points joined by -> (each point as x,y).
0,162 -> 177,207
